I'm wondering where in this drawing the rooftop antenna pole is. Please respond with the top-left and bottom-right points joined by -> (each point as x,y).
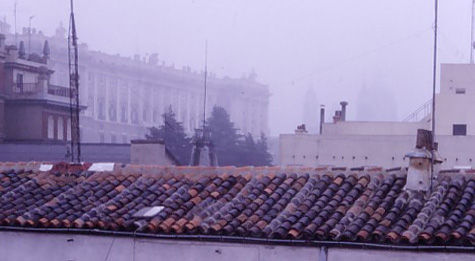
430,0 -> 439,191
471,0 -> 475,63
68,0 -> 81,163
202,40 -> 208,135
14,1 -> 17,45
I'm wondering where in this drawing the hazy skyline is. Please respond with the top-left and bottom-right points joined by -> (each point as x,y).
0,0 -> 471,135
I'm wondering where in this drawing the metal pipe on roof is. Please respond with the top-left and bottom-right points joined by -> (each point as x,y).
319,105 -> 325,135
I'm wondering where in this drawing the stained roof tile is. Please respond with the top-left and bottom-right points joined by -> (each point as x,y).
0,163 -> 473,246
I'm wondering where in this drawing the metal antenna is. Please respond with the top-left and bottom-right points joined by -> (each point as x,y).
430,0 -> 439,191
202,40 -> 208,134
14,1 -> 17,45
471,0 -> 475,63
68,0 -> 81,163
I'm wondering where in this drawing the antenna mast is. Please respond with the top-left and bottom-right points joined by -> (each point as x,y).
14,1 -> 17,45
471,0 -> 475,63
202,40 -> 208,132
68,0 -> 81,163
430,0 -> 439,191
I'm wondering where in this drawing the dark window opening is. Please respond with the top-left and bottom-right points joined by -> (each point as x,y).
16,73 -> 24,92
453,124 -> 467,136
455,88 -> 466,94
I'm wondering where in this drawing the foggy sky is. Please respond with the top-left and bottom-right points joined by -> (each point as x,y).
0,0 -> 471,135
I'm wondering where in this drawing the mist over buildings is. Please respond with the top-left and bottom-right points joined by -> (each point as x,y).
0,0 -> 471,135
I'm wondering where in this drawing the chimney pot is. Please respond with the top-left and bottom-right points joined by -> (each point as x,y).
340,101 -> 348,121
319,105 -> 325,135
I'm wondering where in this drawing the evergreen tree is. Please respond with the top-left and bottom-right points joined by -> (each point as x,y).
146,106 -> 191,165
206,106 -> 242,166
239,133 -> 258,166
207,106 -> 273,166
254,133 -> 273,166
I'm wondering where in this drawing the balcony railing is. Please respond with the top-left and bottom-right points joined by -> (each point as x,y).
12,82 -> 38,94
11,83 -> 70,100
48,85 -> 70,98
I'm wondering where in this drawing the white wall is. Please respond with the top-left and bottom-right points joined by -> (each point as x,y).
436,64 -> 475,136
0,231 -> 471,261
280,134 -> 475,169
322,121 -> 428,136
279,64 -> 475,169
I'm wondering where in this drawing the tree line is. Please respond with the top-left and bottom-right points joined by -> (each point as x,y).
146,106 -> 273,166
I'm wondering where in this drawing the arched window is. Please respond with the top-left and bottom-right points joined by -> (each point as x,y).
47,116 -> 54,139
57,117 -> 64,140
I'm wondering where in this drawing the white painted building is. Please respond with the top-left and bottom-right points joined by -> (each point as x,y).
0,20 -> 269,143
280,63 -> 475,169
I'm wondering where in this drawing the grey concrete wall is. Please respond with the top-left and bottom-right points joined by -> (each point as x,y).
328,248 -> 474,261
0,231 -> 472,261
5,104 -> 43,140
130,141 -> 173,165
0,143 -> 130,163
0,231 -> 321,261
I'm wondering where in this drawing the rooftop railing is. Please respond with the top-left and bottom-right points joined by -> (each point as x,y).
47,85 -> 70,98
403,99 -> 432,122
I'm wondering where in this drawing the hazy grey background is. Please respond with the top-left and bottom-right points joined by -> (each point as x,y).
0,0 -> 471,135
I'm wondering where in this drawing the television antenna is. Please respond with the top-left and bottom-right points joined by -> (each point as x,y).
68,0 -> 81,163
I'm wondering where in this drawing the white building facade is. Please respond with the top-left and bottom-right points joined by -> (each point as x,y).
280,63 -> 475,169
0,21 -> 269,143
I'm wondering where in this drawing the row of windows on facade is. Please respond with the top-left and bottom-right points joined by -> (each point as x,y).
73,73 -> 264,135
98,133 -> 133,144
47,116 -> 71,141
92,99 -> 203,131
91,98 -> 262,134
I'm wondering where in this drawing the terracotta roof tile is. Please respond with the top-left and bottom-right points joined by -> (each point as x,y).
0,164 -> 473,246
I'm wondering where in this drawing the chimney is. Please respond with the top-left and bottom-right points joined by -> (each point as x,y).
404,129 -> 442,192
340,101 -> 348,121
130,139 -> 176,165
319,105 -> 325,134
190,129 -> 218,166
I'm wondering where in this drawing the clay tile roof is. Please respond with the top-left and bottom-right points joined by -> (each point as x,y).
0,163 -> 473,247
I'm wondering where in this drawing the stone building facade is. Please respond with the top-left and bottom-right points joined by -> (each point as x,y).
0,32 -> 76,143
0,20 -> 269,143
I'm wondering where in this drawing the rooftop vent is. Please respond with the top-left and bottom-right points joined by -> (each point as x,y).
88,162 -> 115,172
133,206 -> 164,218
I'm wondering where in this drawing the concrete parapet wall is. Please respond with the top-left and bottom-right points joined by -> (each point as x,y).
0,231 -> 472,261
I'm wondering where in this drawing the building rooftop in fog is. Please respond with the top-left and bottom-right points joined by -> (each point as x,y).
0,21 -> 270,144
0,162 -> 473,249
280,63 -> 475,169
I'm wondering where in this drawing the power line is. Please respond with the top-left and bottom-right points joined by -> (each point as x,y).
286,27 -> 433,85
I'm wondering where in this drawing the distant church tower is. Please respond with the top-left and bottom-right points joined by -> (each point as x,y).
302,87 -> 319,134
